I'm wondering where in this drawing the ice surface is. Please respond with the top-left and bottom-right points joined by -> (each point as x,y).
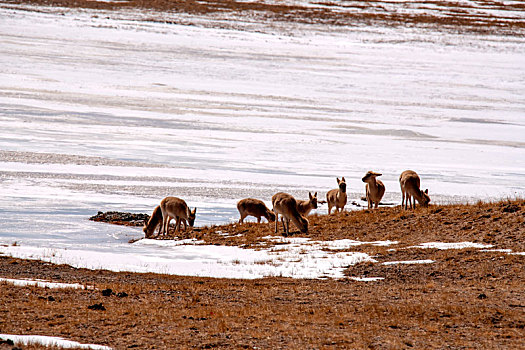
0,6 -> 523,279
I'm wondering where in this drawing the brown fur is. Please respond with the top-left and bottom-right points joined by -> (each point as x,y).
326,177 -> 347,214
399,170 -> 430,209
362,171 -> 386,209
159,197 -> 197,235
237,198 -> 275,224
271,192 -> 308,235
297,192 -> 318,216
142,205 -> 163,238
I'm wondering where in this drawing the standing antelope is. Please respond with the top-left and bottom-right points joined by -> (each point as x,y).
272,192 -> 308,235
237,198 -> 275,224
326,177 -> 347,214
399,170 -> 430,209
143,205 -> 163,238
159,196 -> 197,235
362,171 -> 386,209
297,192 -> 318,216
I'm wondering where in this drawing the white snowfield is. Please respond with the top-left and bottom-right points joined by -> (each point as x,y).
1,238 -> 518,280
0,238 -> 381,279
0,334 -> 111,350
0,278 -> 89,290
0,5 -> 523,280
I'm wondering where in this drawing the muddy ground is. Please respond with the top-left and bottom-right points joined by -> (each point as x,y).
1,200 -> 524,349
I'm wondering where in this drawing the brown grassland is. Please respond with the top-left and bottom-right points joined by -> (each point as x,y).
1,199 -> 524,349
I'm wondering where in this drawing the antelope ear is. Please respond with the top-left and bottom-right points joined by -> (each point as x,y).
309,192 -> 313,200
314,192 -> 317,197
342,177 -> 346,182
192,208 -> 197,214
376,173 -> 382,177
424,189 -> 428,194
337,177 -> 340,183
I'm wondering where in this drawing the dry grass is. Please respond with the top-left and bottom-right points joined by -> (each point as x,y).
192,199 -> 525,251
1,199 -> 524,349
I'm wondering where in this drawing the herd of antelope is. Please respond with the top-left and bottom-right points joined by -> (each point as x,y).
143,169 -> 431,238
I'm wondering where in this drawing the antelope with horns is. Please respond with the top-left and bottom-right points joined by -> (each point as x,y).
297,192 -> 318,216
143,205 -> 163,238
237,198 -> 275,224
159,196 -> 197,235
326,177 -> 347,214
272,192 -> 308,235
362,171 -> 386,209
399,170 -> 430,209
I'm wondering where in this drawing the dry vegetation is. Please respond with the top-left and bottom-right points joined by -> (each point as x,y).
1,199 -> 524,349
4,0 -> 525,34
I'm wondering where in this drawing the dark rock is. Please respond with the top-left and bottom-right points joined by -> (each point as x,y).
102,288 -> 113,296
116,292 -> 128,298
89,211 -> 150,227
88,302 -> 106,311
502,204 -> 520,213
478,293 -> 487,299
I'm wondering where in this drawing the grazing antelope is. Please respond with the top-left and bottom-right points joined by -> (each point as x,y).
326,177 -> 347,214
143,205 -> 163,238
237,198 -> 275,224
362,171 -> 386,209
399,170 -> 430,209
297,192 -> 318,216
272,192 -> 308,235
159,196 -> 197,235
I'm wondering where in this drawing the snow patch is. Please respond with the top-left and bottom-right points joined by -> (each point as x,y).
0,334 -> 111,349
0,240 -> 378,280
349,277 -> 384,282
382,260 -> 435,265
410,242 -> 493,250
0,278 -> 89,290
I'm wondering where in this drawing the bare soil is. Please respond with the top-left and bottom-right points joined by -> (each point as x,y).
1,200 -> 524,349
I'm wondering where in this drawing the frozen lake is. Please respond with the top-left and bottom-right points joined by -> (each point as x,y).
0,5 -> 524,278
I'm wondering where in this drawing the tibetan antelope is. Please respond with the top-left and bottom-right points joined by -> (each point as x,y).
297,192 -> 318,216
159,196 -> 197,235
362,171 -> 386,209
272,192 -> 308,235
237,198 -> 275,224
399,170 -> 430,209
143,205 -> 163,238
327,177 -> 347,214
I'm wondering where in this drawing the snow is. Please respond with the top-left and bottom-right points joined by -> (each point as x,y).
0,238 -> 378,279
349,277 -> 384,282
410,242 -> 493,250
481,249 -> 513,253
382,260 -> 435,265
0,5 -> 523,280
0,278 -> 89,290
0,334 -> 111,350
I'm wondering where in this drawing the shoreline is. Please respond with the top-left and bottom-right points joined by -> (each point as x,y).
3,0 -> 525,36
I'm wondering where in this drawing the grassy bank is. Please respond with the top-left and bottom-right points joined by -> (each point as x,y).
1,199 -> 524,349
